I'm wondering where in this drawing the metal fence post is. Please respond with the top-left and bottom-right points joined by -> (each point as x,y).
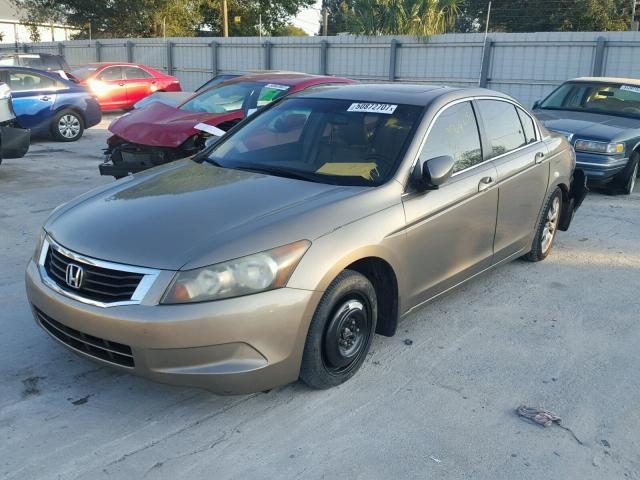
389,39 -> 400,81
479,37 -> 493,88
592,36 -> 607,76
166,41 -> 174,75
58,42 -> 64,58
95,40 -> 101,62
126,40 -> 133,63
319,40 -> 328,75
22,44 -> 29,53
210,41 -> 218,76
263,41 -> 272,70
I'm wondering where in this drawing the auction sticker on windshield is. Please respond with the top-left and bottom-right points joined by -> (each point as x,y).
621,85 -> 640,94
347,103 -> 398,114
265,84 -> 290,91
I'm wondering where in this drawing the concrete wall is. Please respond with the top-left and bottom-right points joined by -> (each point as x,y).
3,32 -> 640,107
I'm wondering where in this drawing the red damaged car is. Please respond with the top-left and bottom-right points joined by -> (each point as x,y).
70,62 -> 181,111
99,72 -> 354,178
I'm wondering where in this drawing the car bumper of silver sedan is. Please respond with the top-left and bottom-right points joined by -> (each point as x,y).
25,260 -> 322,395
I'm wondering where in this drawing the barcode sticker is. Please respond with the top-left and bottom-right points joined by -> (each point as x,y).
264,83 -> 290,91
347,103 -> 398,114
621,85 -> 640,94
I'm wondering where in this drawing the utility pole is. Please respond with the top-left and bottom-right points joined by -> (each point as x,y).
222,0 -> 229,37
322,8 -> 328,36
632,0 -> 639,31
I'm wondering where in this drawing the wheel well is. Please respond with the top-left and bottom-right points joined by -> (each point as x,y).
346,257 -> 399,337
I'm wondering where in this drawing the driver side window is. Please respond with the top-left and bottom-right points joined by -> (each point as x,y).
419,101 -> 483,174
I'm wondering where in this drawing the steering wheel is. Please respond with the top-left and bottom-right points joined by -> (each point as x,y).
364,153 -> 392,179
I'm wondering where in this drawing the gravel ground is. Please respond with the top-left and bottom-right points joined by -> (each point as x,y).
1,114 -> 639,479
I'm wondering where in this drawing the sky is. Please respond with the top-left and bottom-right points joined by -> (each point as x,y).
291,0 -> 322,35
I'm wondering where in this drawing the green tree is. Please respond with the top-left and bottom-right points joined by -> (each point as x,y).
12,0 -> 314,39
323,0 -> 462,36
462,0 -> 630,33
273,24 -> 309,36
198,0 -> 314,36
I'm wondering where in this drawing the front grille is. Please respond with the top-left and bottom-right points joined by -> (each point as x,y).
35,307 -> 135,367
44,246 -> 144,303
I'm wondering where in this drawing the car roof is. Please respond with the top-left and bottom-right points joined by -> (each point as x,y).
292,83 -> 515,107
80,62 -> 148,68
224,72 -> 351,87
571,77 -> 640,86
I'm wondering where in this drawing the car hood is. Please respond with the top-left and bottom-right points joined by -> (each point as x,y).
108,102 -> 236,148
535,109 -> 640,141
44,160 -> 375,271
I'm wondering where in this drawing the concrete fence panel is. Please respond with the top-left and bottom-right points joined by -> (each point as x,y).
5,32 -> 640,107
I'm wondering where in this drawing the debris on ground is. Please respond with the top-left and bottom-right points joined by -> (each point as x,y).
403,339 -> 413,345
516,405 -> 584,445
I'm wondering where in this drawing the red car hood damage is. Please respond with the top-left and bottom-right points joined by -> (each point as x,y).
108,102 -> 237,147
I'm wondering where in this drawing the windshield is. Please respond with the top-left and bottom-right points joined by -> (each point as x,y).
206,97 -> 423,187
180,81 -> 290,114
70,66 -> 98,81
540,81 -> 640,119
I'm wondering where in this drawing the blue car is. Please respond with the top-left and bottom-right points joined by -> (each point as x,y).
0,66 -> 101,142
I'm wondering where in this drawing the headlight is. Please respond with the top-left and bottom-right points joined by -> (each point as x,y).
574,140 -> 625,155
161,240 -> 311,304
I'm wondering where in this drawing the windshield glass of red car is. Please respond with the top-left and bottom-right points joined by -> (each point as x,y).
541,82 -> 640,119
207,97 -> 423,187
70,66 -> 98,81
180,81 -> 290,114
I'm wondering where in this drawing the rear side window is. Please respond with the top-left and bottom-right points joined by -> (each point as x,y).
517,108 -> 537,144
419,101 -> 483,174
6,71 -> 60,91
123,66 -> 152,79
477,100 -> 526,158
98,67 -> 123,81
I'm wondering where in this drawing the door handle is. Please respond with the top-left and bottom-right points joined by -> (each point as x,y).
535,151 -> 545,164
118,82 -> 125,86
40,95 -> 50,101
478,176 -> 494,192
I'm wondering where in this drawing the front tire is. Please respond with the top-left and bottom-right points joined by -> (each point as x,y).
51,109 -> 84,142
607,154 -> 638,196
524,187 -> 562,262
300,270 -> 377,389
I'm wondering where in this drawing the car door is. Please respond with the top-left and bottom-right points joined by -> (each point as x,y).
474,99 -> 550,262
122,66 -> 154,107
402,100 -> 499,308
95,66 -> 126,109
0,68 -> 58,131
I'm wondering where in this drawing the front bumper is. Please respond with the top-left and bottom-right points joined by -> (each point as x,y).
26,260 -> 321,394
575,151 -> 629,183
0,125 -> 30,160
100,142 -> 191,178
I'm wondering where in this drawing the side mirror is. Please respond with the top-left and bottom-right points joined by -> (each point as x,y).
532,100 -> 541,110
411,155 -> 455,191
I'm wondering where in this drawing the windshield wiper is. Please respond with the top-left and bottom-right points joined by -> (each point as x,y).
231,165 -> 321,183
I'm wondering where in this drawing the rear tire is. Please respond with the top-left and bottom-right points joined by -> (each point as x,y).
300,270 -> 377,390
51,109 -> 84,142
524,187 -> 562,262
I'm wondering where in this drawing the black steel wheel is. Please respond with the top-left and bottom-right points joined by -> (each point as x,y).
300,270 -> 377,389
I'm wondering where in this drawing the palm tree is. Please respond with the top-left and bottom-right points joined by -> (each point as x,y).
350,0 -> 461,35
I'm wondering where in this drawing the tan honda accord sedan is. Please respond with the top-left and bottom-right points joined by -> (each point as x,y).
26,84 -> 587,394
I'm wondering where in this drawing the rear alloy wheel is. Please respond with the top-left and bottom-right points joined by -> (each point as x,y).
52,110 -> 84,142
300,270 -> 377,389
524,187 -> 562,262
